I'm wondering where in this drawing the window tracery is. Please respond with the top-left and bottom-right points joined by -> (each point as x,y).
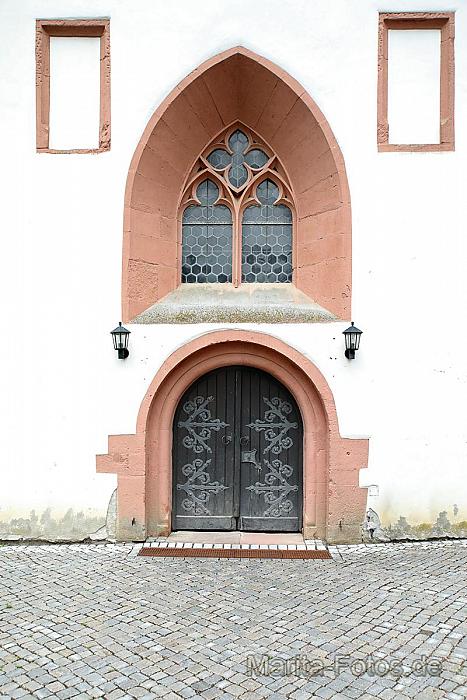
181,126 -> 294,286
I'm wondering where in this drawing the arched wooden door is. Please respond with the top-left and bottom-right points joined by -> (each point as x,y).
172,366 -> 303,532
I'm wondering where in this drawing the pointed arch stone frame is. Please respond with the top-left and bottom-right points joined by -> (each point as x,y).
97,330 -> 369,543
123,46 -> 352,321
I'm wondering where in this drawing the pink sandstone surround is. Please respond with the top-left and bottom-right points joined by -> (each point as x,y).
122,46 -> 352,321
97,331 -> 369,543
377,12 -> 455,152
36,19 -> 111,154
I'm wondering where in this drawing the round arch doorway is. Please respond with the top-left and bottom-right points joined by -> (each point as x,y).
172,365 -> 303,533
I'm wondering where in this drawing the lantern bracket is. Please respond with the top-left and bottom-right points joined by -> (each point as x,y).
342,321 -> 362,361
111,321 -> 131,360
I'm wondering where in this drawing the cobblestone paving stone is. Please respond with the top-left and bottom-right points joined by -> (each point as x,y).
0,541 -> 466,699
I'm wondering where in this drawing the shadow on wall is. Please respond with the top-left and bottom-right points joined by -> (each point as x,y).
0,490 -> 117,542
364,508 -> 467,542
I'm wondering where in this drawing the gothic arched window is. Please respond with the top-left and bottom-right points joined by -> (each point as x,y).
242,180 -> 292,283
180,126 -> 294,286
182,180 -> 233,283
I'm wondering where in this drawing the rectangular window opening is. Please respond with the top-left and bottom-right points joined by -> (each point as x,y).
49,36 -> 101,150
388,29 -> 440,145
36,20 -> 110,154
377,13 -> 454,152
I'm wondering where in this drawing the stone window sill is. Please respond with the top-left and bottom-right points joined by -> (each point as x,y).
132,284 -> 336,324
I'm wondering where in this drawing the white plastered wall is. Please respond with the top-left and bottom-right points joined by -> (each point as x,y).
49,36 -> 101,150
0,0 -> 466,538
387,29 -> 441,145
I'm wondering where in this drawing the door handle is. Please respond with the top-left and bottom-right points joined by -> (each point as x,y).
239,435 -> 249,445
222,434 -> 232,445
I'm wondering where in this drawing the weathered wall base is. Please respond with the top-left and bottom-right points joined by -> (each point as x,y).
0,489 -> 117,542
364,507 -> 467,542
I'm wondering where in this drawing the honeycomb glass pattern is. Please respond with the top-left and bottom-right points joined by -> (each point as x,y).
206,149 -> 231,171
244,149 -> 269,170
206,130 -> 269,191
242,180 -> 292,283
182,180 -> 232,283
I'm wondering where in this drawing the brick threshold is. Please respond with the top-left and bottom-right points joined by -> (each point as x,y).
137,534 -> 333,559
138,546 -> 331,559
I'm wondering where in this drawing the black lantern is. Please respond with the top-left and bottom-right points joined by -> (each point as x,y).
111,322 -> 130,359
343,321 -> 362,360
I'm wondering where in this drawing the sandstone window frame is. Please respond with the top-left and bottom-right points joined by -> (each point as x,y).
377,12 -> 455,152
36,19 -> 110,154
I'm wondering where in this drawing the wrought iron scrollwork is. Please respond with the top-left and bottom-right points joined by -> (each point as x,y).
247,397 -> 298,454
178,395 -> 229,453
246,458 -> 298,517
246,396 -> 298,518
177,458 -> 229,515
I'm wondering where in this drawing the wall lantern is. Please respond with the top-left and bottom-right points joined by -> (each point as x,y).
343,321 -> 362,360
111,322 -> 130,359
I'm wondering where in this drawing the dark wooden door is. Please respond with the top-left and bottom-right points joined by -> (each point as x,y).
172,366 -> 302,532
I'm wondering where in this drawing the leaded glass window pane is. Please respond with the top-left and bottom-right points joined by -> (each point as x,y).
244,148 -> 269,170
207,149 -> 231,170
228,130 -> 249,188
242,179 -> 292,283
228,130 -> 249,153
182,180 -> 232,283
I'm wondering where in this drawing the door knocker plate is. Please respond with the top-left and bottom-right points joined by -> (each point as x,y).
241,449 -> 262,471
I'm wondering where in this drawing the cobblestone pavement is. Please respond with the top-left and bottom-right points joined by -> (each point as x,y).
0,541 -> 466,700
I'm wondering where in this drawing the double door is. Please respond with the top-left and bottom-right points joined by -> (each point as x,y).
172,366 -> 302,531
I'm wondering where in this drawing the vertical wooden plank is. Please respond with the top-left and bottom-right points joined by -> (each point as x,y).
238,367 -> 303,532
172,367 -> 236,530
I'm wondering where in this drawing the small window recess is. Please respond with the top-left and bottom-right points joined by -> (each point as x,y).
377,12 -> 454,152
36,19 -> 110,154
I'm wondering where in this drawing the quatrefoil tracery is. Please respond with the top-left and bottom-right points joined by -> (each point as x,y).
182,125 -> 294,210
206,129 -> 271,190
